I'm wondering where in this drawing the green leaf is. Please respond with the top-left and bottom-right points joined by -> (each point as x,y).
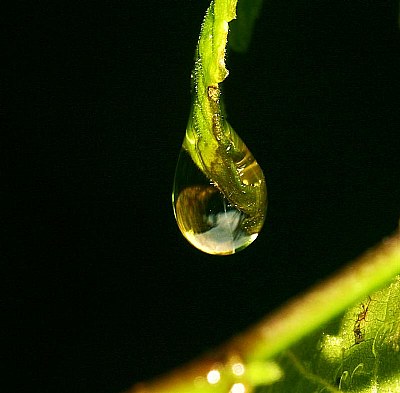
129,232 -> 400,393
257,277 -> 400,393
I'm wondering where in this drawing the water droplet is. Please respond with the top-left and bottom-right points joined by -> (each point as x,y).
172,137 -> 267,255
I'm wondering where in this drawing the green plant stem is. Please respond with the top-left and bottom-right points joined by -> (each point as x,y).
128,230 -> 400,393
181,0 -> 267,236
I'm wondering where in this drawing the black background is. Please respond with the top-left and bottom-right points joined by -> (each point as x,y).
4,1 -> 400,393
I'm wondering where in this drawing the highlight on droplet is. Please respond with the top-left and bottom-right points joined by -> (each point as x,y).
207,369 -> 221,385
231,362 -> 245,376
230,382 -> 246,393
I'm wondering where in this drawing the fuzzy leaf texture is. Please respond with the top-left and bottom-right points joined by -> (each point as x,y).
258,277 -> 400,393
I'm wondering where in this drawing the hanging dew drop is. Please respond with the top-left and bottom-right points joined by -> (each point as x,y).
172,138 -> 267,255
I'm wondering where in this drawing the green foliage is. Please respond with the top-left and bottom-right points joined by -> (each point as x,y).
258,277 -> 400,392
130,0 -> 400,391
131,260 -> 400,392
